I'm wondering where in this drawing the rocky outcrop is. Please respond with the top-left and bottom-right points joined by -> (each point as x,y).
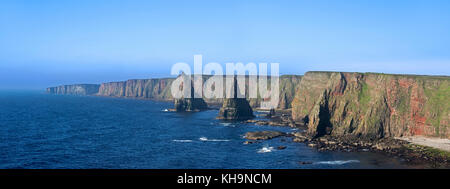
291,71 -> 450,139
217,76 -> 254,120
46,84 -> 100,95
217,98 -> 254,120
173,75 -> 208,112
174,98 -> 208,112
244,131 -> 286,140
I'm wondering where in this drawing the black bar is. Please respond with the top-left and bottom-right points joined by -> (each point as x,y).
0,169 -> 448,187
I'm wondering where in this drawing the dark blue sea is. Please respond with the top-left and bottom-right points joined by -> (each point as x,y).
0,91 -> 423,169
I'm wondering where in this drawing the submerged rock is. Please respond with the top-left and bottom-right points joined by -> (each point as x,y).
243,141 -> 258,145
244,131 -> 285,140
277,146 -> 287,150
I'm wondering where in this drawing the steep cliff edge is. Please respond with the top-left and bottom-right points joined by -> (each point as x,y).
292,71 -> 449,139
46,84 -> 100,95
51,75 -> 302,109
97,78 -> 174,100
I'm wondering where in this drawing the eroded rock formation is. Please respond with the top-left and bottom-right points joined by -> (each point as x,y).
173,75 -> 208,112
217,76 -> 254,120
244,131 -> 286,140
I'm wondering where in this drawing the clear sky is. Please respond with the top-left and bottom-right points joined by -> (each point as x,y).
1,0 -> 449,89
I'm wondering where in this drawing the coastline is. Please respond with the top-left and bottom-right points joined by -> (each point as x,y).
45,71 -> 450,168
245,109 -> 450,168
48,91 -> 450,168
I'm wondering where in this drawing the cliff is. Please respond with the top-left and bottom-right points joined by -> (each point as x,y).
48,75 -> 302,109
46,72 -> 450,139
97,78 -> 175,100
46,84 -> 100,95
291,71 -> 450,139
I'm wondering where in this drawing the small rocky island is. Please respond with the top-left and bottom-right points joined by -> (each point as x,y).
217,76 -> 254,120
174,97 -> 208,112
173,77 -> 208,112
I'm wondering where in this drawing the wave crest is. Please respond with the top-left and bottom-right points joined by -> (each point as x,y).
315,160 -> 360,165
199,137 -> 230,142
257,146 -> 274,153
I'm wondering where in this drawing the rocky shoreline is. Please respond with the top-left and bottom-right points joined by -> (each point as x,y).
243,110 -> 450,168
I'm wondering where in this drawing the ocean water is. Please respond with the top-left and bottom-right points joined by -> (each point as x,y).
0,91 -> 421,169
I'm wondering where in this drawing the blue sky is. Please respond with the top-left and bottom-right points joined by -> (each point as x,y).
1,0 -> 449,89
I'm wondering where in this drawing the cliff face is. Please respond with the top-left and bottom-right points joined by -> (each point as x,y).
97,78 -> 174,100
278,75 -> 303,109
218,75 -> 303,109
51,75 -> 302,109
292,72 -> 450,139
46,84 -> 100,95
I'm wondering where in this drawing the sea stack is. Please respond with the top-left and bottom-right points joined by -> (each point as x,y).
217,75 -> 254,120
173,75 -> 208,112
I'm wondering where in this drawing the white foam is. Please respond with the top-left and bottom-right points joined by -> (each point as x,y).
199,137 -> 230,142
257,146 -> 274,153
162,109 -> 169,112
219,122 -> 234,127
207,139 -> 230,142
172,139 -> 193,143
314,160 -> 360,165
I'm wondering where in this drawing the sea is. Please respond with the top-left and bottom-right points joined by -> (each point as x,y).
0,90 -> 426,169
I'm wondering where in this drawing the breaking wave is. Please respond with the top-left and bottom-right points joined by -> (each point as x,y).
314,160 -> 360,165
257,146 -> 274,153
199,137 -> 230,142
219,122 -> 235,127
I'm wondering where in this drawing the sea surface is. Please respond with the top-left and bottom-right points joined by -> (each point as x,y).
0,90 -> 423,169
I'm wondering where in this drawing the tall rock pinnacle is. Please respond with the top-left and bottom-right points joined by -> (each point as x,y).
217,75 -> 254,120
174,74 -> 208,112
